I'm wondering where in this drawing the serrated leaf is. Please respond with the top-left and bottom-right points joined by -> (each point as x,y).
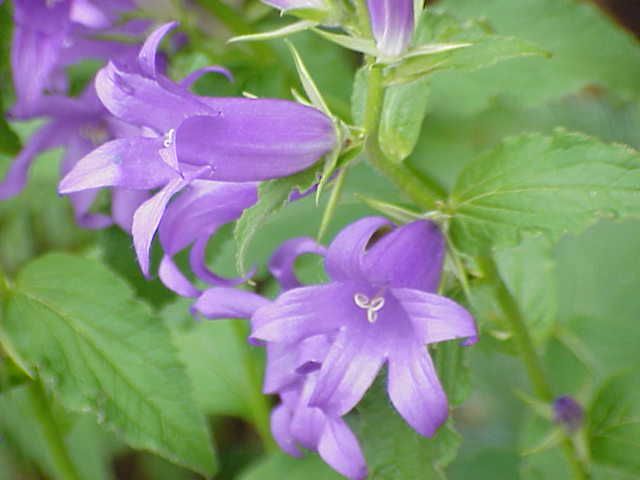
0,254 -> 216,476
448,131 -> 640,255
234,166 -> 320,273
379,77 -> 430,162
352,382 -> 461,479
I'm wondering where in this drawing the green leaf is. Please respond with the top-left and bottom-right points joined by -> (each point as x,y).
379,77 -> 430,162
433,0 -> 640,115
228,21 -> 317,44
588,373 -> 640,476
448,131 -> 640,255
240,452 -> 342,480
352,382 -> 461,479
384,9 -> 547,85
234,166 -> 320,273
0,3 -> 20,156
0,254 -> 216,476
351,66 -> 369,127
167,299 -> 267,423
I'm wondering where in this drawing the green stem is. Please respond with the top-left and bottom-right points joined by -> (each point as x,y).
231,322 -> 277,453
363,64 -> 444,211
28,381 -> 82,480
478,255 -> 589,480
317,168 -> 348,241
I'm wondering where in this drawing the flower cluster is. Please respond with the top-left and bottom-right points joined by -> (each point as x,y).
4,3 -> 477,479
194,218 -> 477,479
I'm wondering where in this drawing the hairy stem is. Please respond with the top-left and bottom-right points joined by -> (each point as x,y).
363,63 -> 444,211
28,381 -> 82,480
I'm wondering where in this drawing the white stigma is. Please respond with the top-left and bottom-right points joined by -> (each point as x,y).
354,293 -> 385,323
163,128 -> 176,148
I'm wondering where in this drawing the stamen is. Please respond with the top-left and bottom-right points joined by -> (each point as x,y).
353,293 -> 385,323
163,128 -> 176,148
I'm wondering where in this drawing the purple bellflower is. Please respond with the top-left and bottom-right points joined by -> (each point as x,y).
553,396 -> 584,433
251,217 -> 478,437
59,22 -> 337,276
193,238 -> 367,480
367,0 -> 415,58
10,0 -> 141,118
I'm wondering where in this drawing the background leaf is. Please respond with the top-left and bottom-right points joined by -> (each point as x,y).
0,254 -> 216,476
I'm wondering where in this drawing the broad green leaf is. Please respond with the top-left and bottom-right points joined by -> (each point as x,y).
588,373 -> 640,476
448,131 -> 640,255
433,0 -> 640,114
0,254 -> 216,476
240,452 -> 342,480
234,166 -> 320,273
384,9 -> 547,85
166,299 -> 267,423
379,77 -> 430,162
352,383 -> 461,479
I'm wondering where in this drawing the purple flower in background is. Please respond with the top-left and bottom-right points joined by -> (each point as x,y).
59,22 -> 337,276
367,0 -> 415,58
157,181 -> 258,297
10,0 -> 141,118
553,396 -> 584,433
252,217 -> 478,437
0,84 -> 142,229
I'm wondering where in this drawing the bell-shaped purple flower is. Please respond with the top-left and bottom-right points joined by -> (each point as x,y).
251,217 -> 478,437
59,22 -> 337,276
367,0 -> 415,58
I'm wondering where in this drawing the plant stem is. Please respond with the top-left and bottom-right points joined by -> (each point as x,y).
363,64 -> 444,211
28,381 -> 82,480
478,255 -> 589,480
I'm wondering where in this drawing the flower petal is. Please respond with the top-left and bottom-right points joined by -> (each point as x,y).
111,188 -> 150,232
325,216 -> 392,282
95,62 -> 216,133
132,175 -> 189,276
367,0 -> 414,58
158,255 -> 200,298
362,220 -> 445,291
58,137 -> 176,193
308,326 -> 385,416
318,418 -> 368,480
250,283 -> 350,344
192,287 -> 270,320
271,404 -> 302,457
269,237 -> 327,291
392,288 -> 477,345
180,65 -> 234,89
175,99 -> 336,181
387,344 -> 448,437
138,22 -> 178,78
